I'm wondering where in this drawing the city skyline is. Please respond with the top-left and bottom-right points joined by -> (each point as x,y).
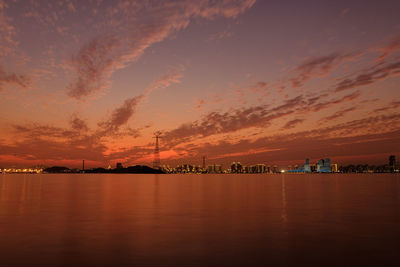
1,0 -> 400,168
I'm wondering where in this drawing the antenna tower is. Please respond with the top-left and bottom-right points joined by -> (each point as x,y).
153,131 -> 162,169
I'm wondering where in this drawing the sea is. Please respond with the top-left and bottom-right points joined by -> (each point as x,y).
0,173 -> 399,266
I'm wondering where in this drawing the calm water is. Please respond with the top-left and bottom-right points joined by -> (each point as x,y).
0,173 -> 399,266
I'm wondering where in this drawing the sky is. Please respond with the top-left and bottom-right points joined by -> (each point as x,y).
0,0 -> 399,168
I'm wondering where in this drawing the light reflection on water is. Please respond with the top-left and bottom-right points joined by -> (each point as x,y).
0,173 -> 399,266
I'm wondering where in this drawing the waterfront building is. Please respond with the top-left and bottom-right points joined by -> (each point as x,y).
231,162 -> 243,173
331,163 -> 338,172
266,165 -> 271,173
389,155 -> 396,169
272,165 -> 278,173
207,164 -> 222,173
317,158 -> 332,172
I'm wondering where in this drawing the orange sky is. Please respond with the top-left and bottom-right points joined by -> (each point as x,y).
0,0 -> 399,168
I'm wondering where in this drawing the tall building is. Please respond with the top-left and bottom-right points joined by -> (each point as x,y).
272,165 -> 278,173
266,165 -> 271,173
304,158 -> 311,172
287,158 -> 311,173
214,165 -> 222,173
207,164 -> 222,173
255,164 -> 266,173
389,155 -> 396,167
317,158 -> 331,172
231,162 -> 243,173
231,162 -> 237,173
207,165 -> 213,173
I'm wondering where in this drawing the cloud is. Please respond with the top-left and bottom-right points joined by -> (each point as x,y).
147,64 -> 184,93
163,95 -> 305,145
310,90 -> 361,112
290,53 -> 357,88
373,100 -> 400,113
0,0 -> 18,56
0,66 -> 31,91
66,36 -> 119,99
2,126 -> 107,163
282,118 -> 304,129
377,35 -> 400,61
194,98 -> 205,110
70,114 -> 89,132
98,95 -> 143,134
248,81 -> 267,92
163,113 -> 400,166
208,30 -> 234,41
67,1 -> 76,13
163,90 -> 363,146
66,0 -> 255,100
335,61 -> 400,91
6,64 -> 184,164
320,106 -> 357,122
12,123 -> 80,140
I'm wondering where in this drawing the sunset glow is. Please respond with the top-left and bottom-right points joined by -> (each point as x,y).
0,0 -> 399,168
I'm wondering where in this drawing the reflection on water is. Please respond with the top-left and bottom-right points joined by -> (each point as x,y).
281,176 -> 287,226
0,173 -> 399,266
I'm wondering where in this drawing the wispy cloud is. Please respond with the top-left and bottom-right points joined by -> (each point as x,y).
282,118 -> 304,129
373,100 -> 400,113
163,90 -> 363,146
0,0 -> 18,56
0,65 -> 31,91
98,95 -> 143,134
335,61 -> 400,92
289,53 -> 358,88
376,35 -> 400,61
320,106 -> 358,122
146,64 -> 185,94
66,36 -> 119,99
65,0 -> 255,100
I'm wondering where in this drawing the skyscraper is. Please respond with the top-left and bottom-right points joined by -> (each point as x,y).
317,158 -> 332,172
304,158 -> 311,172
389,155 -> 396,167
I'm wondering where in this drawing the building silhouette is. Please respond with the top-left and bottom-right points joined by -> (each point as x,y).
317,158 -> 332,172
389,155 -> 396,167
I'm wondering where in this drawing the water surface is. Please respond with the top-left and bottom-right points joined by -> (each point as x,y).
0,173 -> 399,266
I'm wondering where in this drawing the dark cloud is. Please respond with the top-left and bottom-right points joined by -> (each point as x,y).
98,95 -> 143,134
335,61 -> 400,92
320,106 -> 357,122
290,53 -> 356,88
163,91 -> 362,146
373,100 -> 400,113
66,36 -> 119,99
70,114 -> 89,132
163,96 -> 304,145
282,118 -> 304,129
12,124 -> 78,139
164,113 -> 400,166
0,66 -> 30,91
310,91 -> 361,112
